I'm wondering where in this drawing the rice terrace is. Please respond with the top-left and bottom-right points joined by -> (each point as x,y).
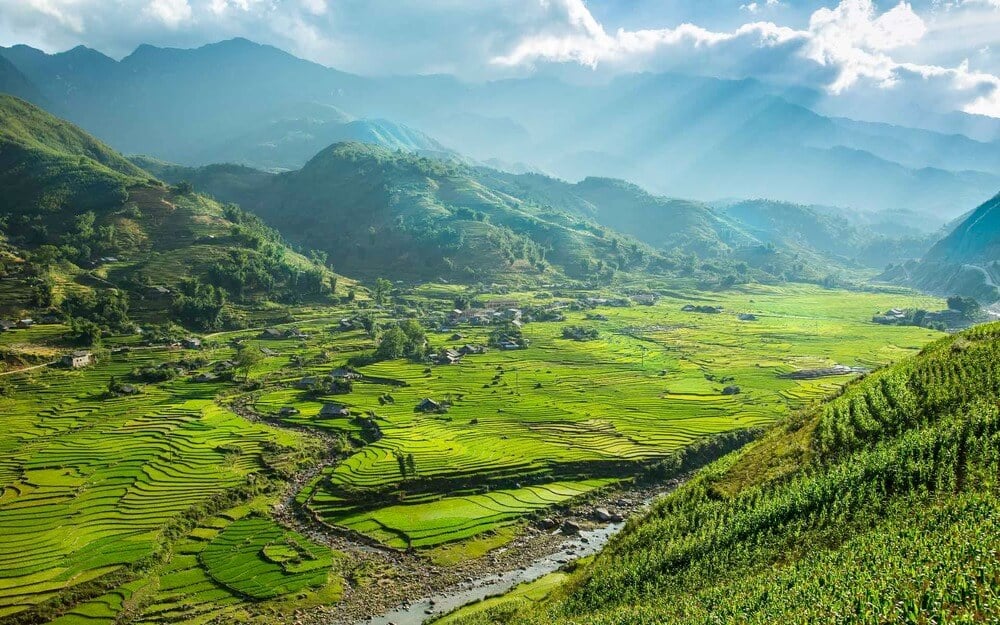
0,282 -> 945,623
1,4 -> 999,623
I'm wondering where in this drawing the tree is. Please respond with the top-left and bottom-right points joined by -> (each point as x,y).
234,345 -> 262,382
947,296 -> 980,318
406,453 -> 416,476
68,318 -> 102,347
373,277 -> 393,306
375,327 -> 408,360
358,311 -> 377,338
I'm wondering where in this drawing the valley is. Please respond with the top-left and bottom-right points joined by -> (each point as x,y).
0,8 -> 998,623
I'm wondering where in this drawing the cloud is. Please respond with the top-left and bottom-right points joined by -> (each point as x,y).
144,0 -> 193,28
492,0 -> 1000,117
0,0 -> 995,117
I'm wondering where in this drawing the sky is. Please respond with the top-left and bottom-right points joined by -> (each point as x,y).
1,0 -> 998,117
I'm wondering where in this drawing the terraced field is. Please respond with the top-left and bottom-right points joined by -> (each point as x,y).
0,282 -> 944,623
0,345 -> 338,622
253,284 -> 943,549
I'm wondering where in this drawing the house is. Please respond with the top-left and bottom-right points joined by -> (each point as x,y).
499,341 -> 522,350
284,328 -> 309,339
193,373 -> 219,383
296,376 -> 321,390
182,337 -> 202,350
260,328 -> 284,340
331,367 -> 362,381
278,406 -> 300,417
338,318 -> 355,331
259,347 -> 279,357
0,320 -> 13,332
318,403 -> 350,419
632,294 -> 658,306
61,351 -> 93,368
416,398 -> 442,413
17,319 -> 34,329
146,285 -> 172,300
115,384 -> 141,396
458,344 -> 486,356
213,360 -> 236,372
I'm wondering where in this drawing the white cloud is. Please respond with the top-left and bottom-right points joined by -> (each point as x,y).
0,0 -> 996,117
491,0 -> 999,117
144,0 -> 193,28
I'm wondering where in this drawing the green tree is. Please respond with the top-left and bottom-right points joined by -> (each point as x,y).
373,278 -> 393,306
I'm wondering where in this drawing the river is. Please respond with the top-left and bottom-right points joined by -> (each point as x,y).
358,521 -> 627,625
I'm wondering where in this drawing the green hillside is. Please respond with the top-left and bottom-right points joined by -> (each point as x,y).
138,143 -> 690,283
138,145 -> 871,286
0,95 -> 344,331
881,193 -> 1000,303
442,322 -> 1000,624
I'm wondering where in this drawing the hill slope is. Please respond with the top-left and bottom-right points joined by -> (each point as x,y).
141,144 -> 881,285
881,193 -> 1000,304
154,142 -> 675,282
0,95 -> 341,328
444,322 -> 1000,624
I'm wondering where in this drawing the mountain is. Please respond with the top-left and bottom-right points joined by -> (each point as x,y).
0,55 -> 44,105
483,174 -> 932,272
0,95 -> 341,327
195,113 -> 457,171
142,143 -> 902,285
881,193 -> 1000,304
445,322 -> 1000,625
3,40 -> 999,216
138,142 -> 681,282
717,200 -> 936,269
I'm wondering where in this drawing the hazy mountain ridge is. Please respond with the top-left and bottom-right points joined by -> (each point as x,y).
2,39 -> 999,216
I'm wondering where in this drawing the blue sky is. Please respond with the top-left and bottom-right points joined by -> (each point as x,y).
1,0 -> 998,117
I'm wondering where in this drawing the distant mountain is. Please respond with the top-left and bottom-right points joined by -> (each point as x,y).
2,40 -> 999,216
0,95 -> 339,323
717,200 -> 935,269
0,55 -> 45,106
195,114 -> 456,171
881,193 -> 1000,303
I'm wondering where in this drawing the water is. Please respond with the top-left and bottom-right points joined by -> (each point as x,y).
360,522 -> 624,625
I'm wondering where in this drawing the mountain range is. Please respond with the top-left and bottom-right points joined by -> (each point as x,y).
2,38 -> 998,218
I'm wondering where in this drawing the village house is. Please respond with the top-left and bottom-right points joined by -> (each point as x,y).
278,406 -> 300,417
17,318 -> 34,329
331,367 -> 362,381
146,285 -> 172,302
61,351 -> 93,368
260,328 -> 284,340
318,403 -> 350,419
416,398 -> 442,413
296,376 -> 323,390
182,337 -> 202,350
192,372 -> 219,383
0,320 -> 13,332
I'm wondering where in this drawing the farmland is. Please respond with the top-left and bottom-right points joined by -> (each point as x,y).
0,281 -> 943,623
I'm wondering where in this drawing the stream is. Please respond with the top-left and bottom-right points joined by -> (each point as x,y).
358,521 -> 627,625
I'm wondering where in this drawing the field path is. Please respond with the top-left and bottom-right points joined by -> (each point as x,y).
0,360 -> 55,376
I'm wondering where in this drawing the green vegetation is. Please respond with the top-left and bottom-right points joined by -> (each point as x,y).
199,517 -> 332,599
0,95 -> 348,332
255,283 -> 939,550
441,322 -> 1000,625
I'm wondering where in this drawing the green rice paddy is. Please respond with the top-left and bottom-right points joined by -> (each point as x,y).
0,282 -> 943,621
